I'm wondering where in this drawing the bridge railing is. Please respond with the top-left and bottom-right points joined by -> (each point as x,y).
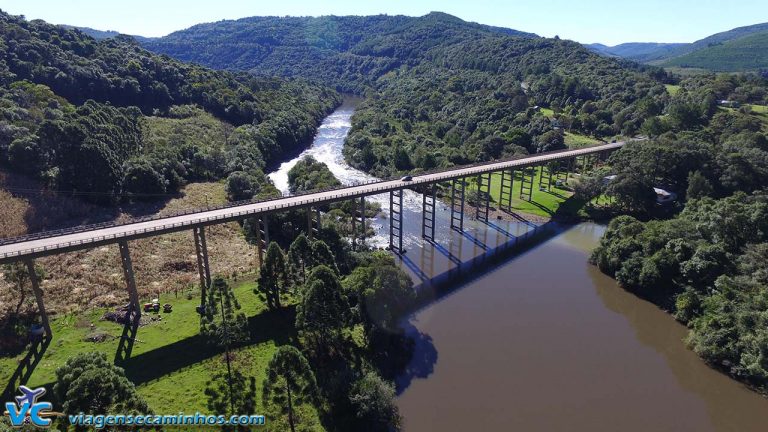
0,142 -> 624,259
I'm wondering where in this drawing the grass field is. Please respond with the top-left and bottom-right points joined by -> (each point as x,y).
0,277 -> 290,413
665,84 -> 681,96
564,132 -> 601,148
466,166 -> 575,218
720,105 -> 768,132
539,107 -> 555,118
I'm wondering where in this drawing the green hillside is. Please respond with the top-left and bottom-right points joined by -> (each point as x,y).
662,30 -> 768,71
142,13 -> 667,177
0,10 -> 340,205
588,22 -> 768,72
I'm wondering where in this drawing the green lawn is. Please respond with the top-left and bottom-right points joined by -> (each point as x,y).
664,84 -> 681,96
539,107 -> 555,118
749,104 -> 768,114
0,277 -> 293,414
467,166 -> 574,218
564,132 -> 601,148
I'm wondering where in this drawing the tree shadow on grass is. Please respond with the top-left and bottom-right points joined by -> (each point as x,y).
121,306 -> 297,385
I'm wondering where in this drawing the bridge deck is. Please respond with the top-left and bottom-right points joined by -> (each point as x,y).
0,142 -> 623,263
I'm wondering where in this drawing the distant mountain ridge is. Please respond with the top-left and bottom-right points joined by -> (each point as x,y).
587,22 -> 768,72
129,11 -> 664,177
586,42 -> 686,63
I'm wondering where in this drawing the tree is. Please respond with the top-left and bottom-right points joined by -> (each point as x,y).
574,175 -> 604,205
226,171 -> 259,202
348,372 -> 402,432
310,240 -> 338,275
54,352 -> 150,419
205,369 -> 257,426
123,159 -> 167,199
257,243 -> 288,309
345,253 -> 416,333
287,234 -> 313,286
287,156 -> 340,194
535,129 -> 565,153
262,346 -> 320,432
296,265 -> 349,355
2,262 -> 43,320
686,170 -> 713,200
606,174 -> 657,213
201,277 -> 250,348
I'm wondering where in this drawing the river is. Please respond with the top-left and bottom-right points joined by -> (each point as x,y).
268,100 -> 768,431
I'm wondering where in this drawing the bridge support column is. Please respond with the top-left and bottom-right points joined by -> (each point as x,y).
520,167 -> 534,201
450,178 -> 465,231
116,240 -> 140,362
255,215 -> 270,262
307,207 -> 321,240
24,259 -> 51,338
358,197 -> 366,246
476,173 -> 491,223
422,184 -> 437,241
539,164 -> 552,192
389,190 -> 404,254
554,161 -> 568,185
193,226 -> 211,306
499,170 -> 514,213
350,197 -> 366,249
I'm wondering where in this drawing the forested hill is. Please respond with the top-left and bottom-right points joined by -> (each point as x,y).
0,11 -> 340,205
142,12 -> 667,177
141,12 -> 538,92
588,22 -> 768,72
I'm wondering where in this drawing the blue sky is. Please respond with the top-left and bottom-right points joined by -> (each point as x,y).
2,0 -> 766,45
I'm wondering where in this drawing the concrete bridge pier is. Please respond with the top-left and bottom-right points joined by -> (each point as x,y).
24,259 -> 51,338
116,240 -> 140,362
255,215 -> 270,262
193,226 -> 211,306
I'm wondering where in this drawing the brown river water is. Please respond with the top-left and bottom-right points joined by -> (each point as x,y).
396,223 -> 768,432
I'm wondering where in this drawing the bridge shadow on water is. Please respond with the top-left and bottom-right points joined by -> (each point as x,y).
393,219 -> 571,395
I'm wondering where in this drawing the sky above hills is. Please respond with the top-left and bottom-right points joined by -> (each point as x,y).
3,0 -> 767,45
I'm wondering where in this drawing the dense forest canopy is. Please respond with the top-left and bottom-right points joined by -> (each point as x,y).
142,12 -> 669,177
0,10 -> 340,204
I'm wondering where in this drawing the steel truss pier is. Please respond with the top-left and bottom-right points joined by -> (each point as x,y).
450,178 -> 466,231
389,190 -> 404,254
422,184 -> 437,241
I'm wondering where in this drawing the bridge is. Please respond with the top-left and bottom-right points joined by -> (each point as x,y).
0,141 -> 623,363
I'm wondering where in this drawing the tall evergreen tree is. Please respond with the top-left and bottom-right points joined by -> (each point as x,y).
263,346 -> 320,432
257,242 -> 288,309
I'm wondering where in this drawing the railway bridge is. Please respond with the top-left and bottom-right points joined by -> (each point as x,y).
0,141 -> 623,362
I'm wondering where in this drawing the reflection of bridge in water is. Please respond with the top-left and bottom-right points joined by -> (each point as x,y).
0,142 -> 622,394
